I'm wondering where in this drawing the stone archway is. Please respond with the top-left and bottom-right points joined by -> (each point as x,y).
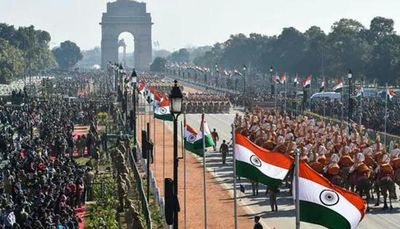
101,0 -> 152,71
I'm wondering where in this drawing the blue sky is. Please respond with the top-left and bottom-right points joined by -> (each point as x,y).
1,0 -> 400,51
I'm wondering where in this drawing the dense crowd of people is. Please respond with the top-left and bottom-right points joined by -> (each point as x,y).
0,74 -> 107,228
310,97 -> 400,135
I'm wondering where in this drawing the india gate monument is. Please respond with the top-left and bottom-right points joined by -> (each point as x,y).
101,0 -> 152,70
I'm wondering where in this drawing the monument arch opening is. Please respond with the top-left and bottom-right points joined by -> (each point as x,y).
118,32 -> 135,68
101,0 -> 152,71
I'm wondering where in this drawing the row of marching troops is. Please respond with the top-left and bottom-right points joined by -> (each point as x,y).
138,75 -> 184,94
183,92 -> 231,114
235,106 -> 400,210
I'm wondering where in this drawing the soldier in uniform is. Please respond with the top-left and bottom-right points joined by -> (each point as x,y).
219,140 -> 229,165
375,154 -> 396,199
211,128 -> 219,151
324,153 -> 341,185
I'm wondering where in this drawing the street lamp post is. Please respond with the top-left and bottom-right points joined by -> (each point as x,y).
270,66 -> 274,98
243,65 -> 247,95
215,64 -> 219,88
131,69 -> 137,142
169,80 -> 183,229
348,69 -> 353,127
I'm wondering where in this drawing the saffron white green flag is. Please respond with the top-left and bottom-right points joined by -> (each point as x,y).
154,98 -> 173,121
333,80 -> 344,92
294,161 -> 366,229
184,117 -> 214,157
235,133 -> 293,188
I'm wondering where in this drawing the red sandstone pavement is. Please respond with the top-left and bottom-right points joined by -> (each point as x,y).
137,113 -> 253,229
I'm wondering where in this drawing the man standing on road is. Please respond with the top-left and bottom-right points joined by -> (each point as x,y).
219,140 -> 229,165
211,128 -> 219,151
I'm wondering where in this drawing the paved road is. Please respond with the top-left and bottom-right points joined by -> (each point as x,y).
181,112 -> 400,229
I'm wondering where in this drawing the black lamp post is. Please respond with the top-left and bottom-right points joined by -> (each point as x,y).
131,69 -> 137,141
243,65 -> 247,95
347,69 -> 353,124
215,64 -> 219,87
270,66 -> 274,98
169,80 -> 183,229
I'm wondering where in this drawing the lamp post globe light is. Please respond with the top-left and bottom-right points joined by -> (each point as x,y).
169,80 -> 183,229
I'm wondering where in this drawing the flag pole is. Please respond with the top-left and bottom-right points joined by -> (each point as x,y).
384,83 -> 388,147
232,124 -> 238,229
181,116 -> 187,229
284,76 -> 287,113
162,120 -> 165,194
323,78 -> 326,121
153,114 -> 156,177
359,79 -> 363,127
202,109 -> 208,229
341,76 -> 344,122
294,148 -> 300,229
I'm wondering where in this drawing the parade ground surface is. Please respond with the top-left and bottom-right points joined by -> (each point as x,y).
139,84 -> 400,229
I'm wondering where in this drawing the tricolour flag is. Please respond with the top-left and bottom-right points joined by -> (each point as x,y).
294,76 -> 299,86
235,133 -> 292,188
184,116 -> 214,157
295,161 -> 365,229
355,87 -> 364,98
333,80 -> 344,92
272,75 -> 280,84
154,98 -> 173,121
320,81 -> 325,92
302,75 -> 312,88
233,69 -> 243,76
387,85 -> 396,100
279,74 -> 286,84
138,83 -> 145,94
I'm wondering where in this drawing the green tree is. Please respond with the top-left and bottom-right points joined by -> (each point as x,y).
150,57 -> 166,72
168,48 -> 190,63
0,38 -> 24,83
77,47 -> 101,69
52,41 -> 83,70
325,19 -> 371,77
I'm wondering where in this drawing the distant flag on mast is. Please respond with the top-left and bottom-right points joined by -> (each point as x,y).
294,75 -> 299,86
320,81 -> 325,92
279,74 -> 287,84
154,96 -> 173,121
387,85 -> 396,100
333,80 -> 344,92
183,115 -> 214,157
355,86 -> 364,98
233,69 -> 243,76
302,75 -> 312,88
138,83 -> 145,94
272,75 -> 280,84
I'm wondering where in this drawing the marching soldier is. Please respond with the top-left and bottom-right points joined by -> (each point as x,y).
219,140 -> 229,165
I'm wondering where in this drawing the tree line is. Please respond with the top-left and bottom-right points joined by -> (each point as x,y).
0,23 -> 82,83
166,17 -> 400,85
